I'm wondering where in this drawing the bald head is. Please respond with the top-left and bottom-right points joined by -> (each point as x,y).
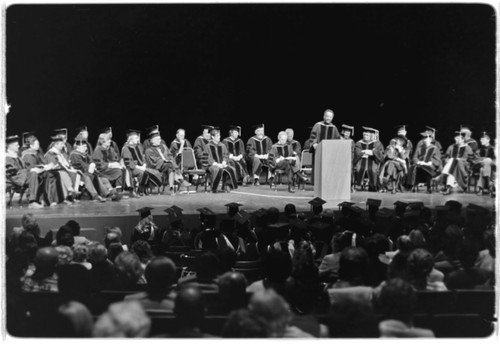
218,272 -> 248,303
145,256 -> 177,290
34,247 -> 59,274
175,286 -> 206,326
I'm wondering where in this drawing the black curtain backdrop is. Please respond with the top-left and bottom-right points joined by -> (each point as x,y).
6,4 -> 496,148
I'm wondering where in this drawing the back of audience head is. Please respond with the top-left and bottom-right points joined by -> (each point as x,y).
58,263 -> 91,298
88,243 -> 108,265
218,272 -> 248,310
408,229 -> 426,250
443,225 -> 463,258
72,244 -> 89,263
195,251 -> 219,281
174,285 -> 206,328
55,245 -> 74,265
93,300 -> 151,337
262,249 -> 292,283
33,247 -> 59,279
396,235 -> 412,255
216,246 -> 237,274
58,301 -> 93,337
23,222 -> 41,238
328,298 -> 378,337
56,225 -> 75,247
266,207 -> 280,224
104,231 -> 121,249
364,233 -> 390,260
338,247 -> 369,286
376,278 -> 416,325
248,289 -> 291,337
65,220 -> 81,237
222,309 -> 269,337
483,229 -> 495,258
284,203 -> 296,219
145,256 -> 177,296
114,251 -> 144,287
107,242 -> 124,262
21,213 -> 37,230
406,248 -> 434,289
458,239 -> 480,269
130,240 -> 153,264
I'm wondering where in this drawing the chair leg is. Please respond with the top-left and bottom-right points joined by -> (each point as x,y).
8,190 -> 14,208
19,190 -> 25,206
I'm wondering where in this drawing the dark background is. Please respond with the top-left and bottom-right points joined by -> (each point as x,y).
6,4 -> 496,148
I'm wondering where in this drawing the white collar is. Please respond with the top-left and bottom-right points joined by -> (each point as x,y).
6,150 -> 19,158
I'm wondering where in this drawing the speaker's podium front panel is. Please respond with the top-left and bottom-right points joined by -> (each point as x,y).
314,140 -> 351,201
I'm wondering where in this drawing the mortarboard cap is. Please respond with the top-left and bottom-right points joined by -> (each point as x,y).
341,124 -> 354,135
127,129 -> 141,137
338,201 -> 355,211
234,210 -> 250,225
445,200 -> 462,211
465,203 -> 488,214
76,126 -> 88,134
395,125 -> 407,132
375,208 -> 393,219
54,128 -> 68,137
225,202 -> 242,211
170,205 -> 183,214
136,207 -> 154,219
394,201 -> 408,209
460,125 -> 472,133
480,131 -> 491,139
201,124 -> 215,130
197,207 -> 216,217
425,126 -> 437,136
51,135 -> 65,142
22,131 -> 36,146
164,207 -> 184,223
149,131 -> 160,139
366,198 -> 382,208
146,125 -> 159,135
420,131 -> 431,137
99,127 -> 112,134
362,126 -> 377,134
407,201 -> 424,210
309,197 -> 326,206
228,125 -> 242,133
346,204 -> 363,215
6,135 -> 19,145
252,124 -> 265,130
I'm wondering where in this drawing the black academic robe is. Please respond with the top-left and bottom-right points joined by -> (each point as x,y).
354,140 -> 385,190
69,150 -> 110,197
442,144 -> 473,189
222,137 -> 248,180
5,153 -> 41,202
465,138 -> 478,152
379,145 -> 407,190
246,135 -> 273,176
309,121 -> 340,147
473,145 -> 495,189
145,144 -> 180,174
193,136 -> 210,166
92,145 -> 124,187
268,143 -> 299,180
21,148 -> 62,204
122,144 -> 162,188
407,143 -> 442,186
204,140 -> 238,191
414,138 -> 443,162
46,141 -> 73,158
142,138 -> 168,154
287,139 -> 302,156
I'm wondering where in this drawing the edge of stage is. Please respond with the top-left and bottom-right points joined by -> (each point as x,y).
5,184 -> 496,245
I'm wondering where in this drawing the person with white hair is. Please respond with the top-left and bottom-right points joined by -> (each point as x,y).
93,300 -> 151,337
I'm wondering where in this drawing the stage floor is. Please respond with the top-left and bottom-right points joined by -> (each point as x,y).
5,184 -> 496,219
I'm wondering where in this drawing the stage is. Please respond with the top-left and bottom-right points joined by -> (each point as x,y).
5,184 -> 495,244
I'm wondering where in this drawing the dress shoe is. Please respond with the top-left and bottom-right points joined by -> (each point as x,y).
441,186 -> 452,195
28,202 -> 43,209
181,180 -> 192,188
296,173 -> 309,184
242,175 -> 249,186
254,179 -> 260,186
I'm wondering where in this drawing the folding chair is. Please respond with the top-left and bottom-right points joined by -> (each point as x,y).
299,150 -> 313,190
180,148 -> 208,192
6,181 -> 28,208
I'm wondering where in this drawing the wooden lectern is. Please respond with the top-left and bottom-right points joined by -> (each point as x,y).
314,140 -> 351,201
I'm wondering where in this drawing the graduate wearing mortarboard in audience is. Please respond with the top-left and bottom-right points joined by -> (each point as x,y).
406,130 -> 442,193
194,124 -> 214,167
46,128 -> 72,158
69,139 -> 111,202
308,109 -> 341,153
204,127 -> 238,193
222,125 -> 250,186
20,132 -> 62,206
95,127 -> 120,158
378,136 -> 407,194
121,129 -> 163,196
307,197 -> 326,225
245,124 -> 273,186
413,126 -> 443,163
438,130 -> 474,195
354,127 -> 385,192
225,202 -> 242,219
131,207 -> 160,245
5,135 -> 45,209
193,208 -> 223,250
92,131 -> 125,193
144,130 -> 191,192
268,131 -> 309,193
74,126 -> 93,156
162,206 -> 190,248
473,131 -> 495,196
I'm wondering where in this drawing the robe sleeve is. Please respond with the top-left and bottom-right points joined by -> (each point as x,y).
309,123 -> 320,144
204,144 -> 216,166
222,144 -> 230,163
372,142 -> 385,164
70,153 -> 90,173
246,138 -> 256,159
292,141 -> 302,156
265,137 -> 273,154
22,153 -> 38,169
353,141 -> 364,164
92,147 -> 109,170
431,147 -> 442,169
145,148 -> 163,170
122,146 -> 137,170
267,146 -> 278,169
193,137 -> 205,161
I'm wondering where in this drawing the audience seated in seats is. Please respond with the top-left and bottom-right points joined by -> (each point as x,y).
222,309 -> 270,337
376,278 -> 435,337
54,245 -> 74,266
71,244 -> 92,270
65,220 -> 91,246
407,248 -> 447,291
20,213 -> 53,248
445,240 -> 494,289
475,229 -> 495,272
173,285 -> 213,337
88,243 -> 114,291
364,233 -> 390,287
21,246 -> 59,292
327,297 -> 378,337
131,240 -> 153,273
125,256 -> 177,312
216,246 -> 238,275
54,225 -> 75,247
104,226 -> 128,251
107,242 -> 124,263
319,231 -> 363,282
248,289 -> 313,337
93,300 -> 151,337
179,251 -> 220,292
217,272 -> 249,314
56,301 -> 94,337
112,251 -> 145,290
286,241 -> 328,337
246,249 -> 292,296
